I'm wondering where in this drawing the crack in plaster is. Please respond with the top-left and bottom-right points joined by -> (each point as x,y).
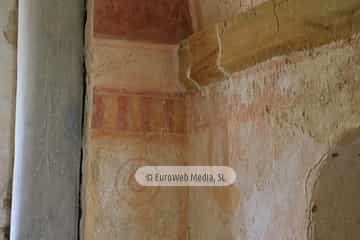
304,152 -> 328,240
215,24 -> 231,80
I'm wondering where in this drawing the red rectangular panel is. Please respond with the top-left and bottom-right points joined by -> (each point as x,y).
94,0 -> 193,44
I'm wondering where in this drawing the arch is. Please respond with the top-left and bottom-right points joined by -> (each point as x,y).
307,129 -> 360,239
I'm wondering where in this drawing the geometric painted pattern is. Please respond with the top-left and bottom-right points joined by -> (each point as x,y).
91,87 -> 187,137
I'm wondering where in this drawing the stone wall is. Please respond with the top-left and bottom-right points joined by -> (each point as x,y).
0,0 -> 17,239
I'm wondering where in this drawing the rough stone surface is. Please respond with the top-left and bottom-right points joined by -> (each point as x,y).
181,0 -> 360,88
186,34 -> 360,239
0,0 -> 17,239
93,0 -> 193,44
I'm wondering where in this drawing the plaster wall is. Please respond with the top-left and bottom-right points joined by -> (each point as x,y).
0,0 -> 16,239
84,0 -> 360,239
190,0 -> 267,30
186,34 -> 360,239
309,131 -> 360,240
83,1 -> 188,239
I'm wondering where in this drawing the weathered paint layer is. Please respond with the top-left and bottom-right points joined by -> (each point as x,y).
93,0 -> 193,44
91,87 -> 186,137
186,34 -> 360,239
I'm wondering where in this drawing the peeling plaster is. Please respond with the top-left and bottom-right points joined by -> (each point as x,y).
186,33 -> 360,239
83,0 -> 360,239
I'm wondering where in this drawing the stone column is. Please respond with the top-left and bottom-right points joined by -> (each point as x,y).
10,0 -> 84,239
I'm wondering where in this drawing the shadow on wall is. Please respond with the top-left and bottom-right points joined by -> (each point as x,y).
307,128 -> 360,240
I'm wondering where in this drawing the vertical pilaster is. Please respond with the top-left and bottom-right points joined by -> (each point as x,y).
11,0 -> 84,239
